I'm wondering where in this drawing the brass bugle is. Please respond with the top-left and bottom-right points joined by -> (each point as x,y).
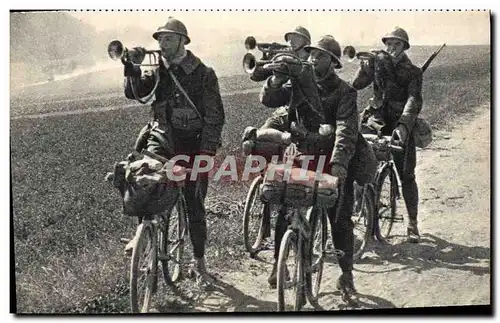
242,52 -> 313,75
242,52 -> 269,74
244,36 -> 292,53
107,40 -> 161,67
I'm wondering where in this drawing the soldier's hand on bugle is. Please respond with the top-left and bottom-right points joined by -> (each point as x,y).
269,73 -> 289,88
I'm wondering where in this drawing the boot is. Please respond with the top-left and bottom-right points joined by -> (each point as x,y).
336,271 -> 357,303
188,257 -> 207,277
407,219 -> 420,243
268,261 -> 289,289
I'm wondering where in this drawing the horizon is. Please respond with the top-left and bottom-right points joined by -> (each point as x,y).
67,10 -> 490,47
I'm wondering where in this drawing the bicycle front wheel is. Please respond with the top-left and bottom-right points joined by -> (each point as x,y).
242,175 -> 267,257
277,229 -> 305,312
374,166 -> 399,241
305,206 -> 327,308
159,194 -> 187,286
130,223 -> 157,313
353,184 -> 375,261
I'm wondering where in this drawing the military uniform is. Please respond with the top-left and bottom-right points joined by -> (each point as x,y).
259,36 -> 377,285
249,26 -> 311,82
352,27 -> 423,237
124,18 -> 225,260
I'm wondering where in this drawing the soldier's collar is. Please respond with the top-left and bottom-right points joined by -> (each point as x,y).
317,71 -> 341,91
162,50 -> 200,75
393,52 -> 411,66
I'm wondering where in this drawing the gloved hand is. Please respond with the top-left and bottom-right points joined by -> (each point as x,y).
269,73 -> 289,88
392,124 -> 409,146
272,54 -> 303,77
123,61 -> 141,77
330,164 -> 347,183
128,47 -> 147,64
290,121 -> 309,140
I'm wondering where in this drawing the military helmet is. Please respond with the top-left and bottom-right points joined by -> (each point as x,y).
152,17 -> 191,45
382,27 -> 410,50
284,26 -> 311,44
304,35 -> 342,69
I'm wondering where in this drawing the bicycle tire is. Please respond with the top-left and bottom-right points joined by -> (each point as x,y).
353,185 -> 375,261
374,166 -> 398,241
242,175 -> 266,257
305,206 -> 327,308
277,229 -> 305,312
130,223 -> 157,313
160,194 -> 187,286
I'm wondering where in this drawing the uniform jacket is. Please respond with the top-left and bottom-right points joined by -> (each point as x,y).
259,71 -> 359,173
124,50 -> 225,155
352,53 -> 423,133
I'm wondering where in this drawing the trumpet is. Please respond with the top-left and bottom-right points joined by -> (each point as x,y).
242,52 -> 313,76
244,36 -> 292,55
107,40 -> 161,67
342,45 -> 381,61
242,52 -> 267,75
107,39 -> 161,104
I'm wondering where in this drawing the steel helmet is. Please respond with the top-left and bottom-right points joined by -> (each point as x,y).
152,17 -> 191,45
304,35 -> 342,69
382,27 -> 410,50
284,26 -> 311,44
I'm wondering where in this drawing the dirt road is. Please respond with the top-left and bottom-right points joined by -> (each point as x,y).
164,106 -> 491,312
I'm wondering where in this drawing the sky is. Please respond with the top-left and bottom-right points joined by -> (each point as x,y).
68,10 -> 491,48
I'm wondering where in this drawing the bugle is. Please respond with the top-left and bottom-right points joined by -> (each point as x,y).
242,52 -> 313,76
107,40 -> 161,67
244,36 -> 292,54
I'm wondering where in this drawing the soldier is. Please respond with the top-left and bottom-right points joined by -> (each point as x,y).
352,27 -> 423,243
258,35 -> 377,300
249,26 -> 311,82
122,17 -> 225,280
241,26 -> 313,266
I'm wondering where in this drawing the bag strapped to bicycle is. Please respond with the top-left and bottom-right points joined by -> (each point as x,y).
259,163 -> 339,209
105,150 -> 181,218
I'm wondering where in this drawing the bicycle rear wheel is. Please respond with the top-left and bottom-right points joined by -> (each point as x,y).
353,184 -> 375,261
374,166 -> 399,241
305,206 -> 327,308
130,223 -> 157,313
159,194 -> 187,286
277,229 -> 305,312
242,175 -> 267,257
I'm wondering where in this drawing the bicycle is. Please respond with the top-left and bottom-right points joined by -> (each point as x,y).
244,156 -> 375,270
362,134 -> 404,241
258,163 -> 339,311
241,133 -> 290,258
106,149 -> 189,313
242,171 -> 274,258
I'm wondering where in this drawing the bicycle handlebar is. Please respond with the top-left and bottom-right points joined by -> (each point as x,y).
362,134 -> 404,152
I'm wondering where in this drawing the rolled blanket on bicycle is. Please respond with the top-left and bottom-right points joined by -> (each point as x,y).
108,155 -> 180,217
259,163 -> 339,208
242,140 -> 287,161
242,126 -> 292,144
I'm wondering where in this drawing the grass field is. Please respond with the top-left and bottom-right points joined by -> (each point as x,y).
11,45 -> 490,313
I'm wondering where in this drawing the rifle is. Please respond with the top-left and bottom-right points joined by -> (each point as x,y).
421,43 -> 446,73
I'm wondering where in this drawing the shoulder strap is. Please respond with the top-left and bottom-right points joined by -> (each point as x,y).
166,68 -> 203,121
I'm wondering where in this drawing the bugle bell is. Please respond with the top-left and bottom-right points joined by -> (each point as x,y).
107,40 -> 161,67
242,52 -> 270,75
244,36 -> 292,54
